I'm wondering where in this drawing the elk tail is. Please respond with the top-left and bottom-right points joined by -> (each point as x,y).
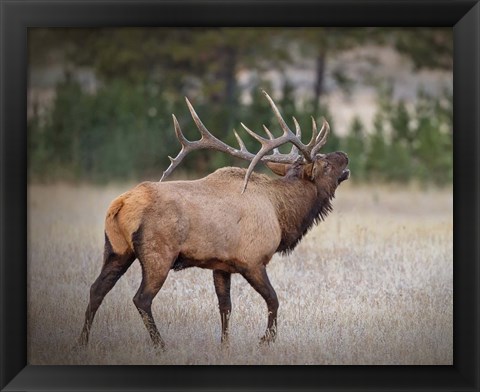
104,196 -> 131,261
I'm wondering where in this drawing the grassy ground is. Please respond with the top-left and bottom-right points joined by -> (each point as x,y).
28,182 -> 452,365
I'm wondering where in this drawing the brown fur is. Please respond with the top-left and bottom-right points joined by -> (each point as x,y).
79,151 -> 349,348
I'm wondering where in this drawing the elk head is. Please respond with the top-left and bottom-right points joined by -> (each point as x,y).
265,151 -> 350,194
161,90 -> 350,192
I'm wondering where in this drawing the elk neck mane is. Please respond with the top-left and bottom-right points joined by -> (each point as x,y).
269,176 -> 335,254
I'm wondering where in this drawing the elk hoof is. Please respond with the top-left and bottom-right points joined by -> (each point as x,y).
159,345 -> 167,352
220,338 -> 230,345
259,334 -> 276,345
73,334 -> 88,350
71,341 -> 86,352
153,341 -> 167,353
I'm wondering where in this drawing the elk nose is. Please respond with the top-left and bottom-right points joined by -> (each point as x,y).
337,151 -> 349,164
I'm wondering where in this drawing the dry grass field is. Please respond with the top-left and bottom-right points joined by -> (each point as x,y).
28,182 -> 452,365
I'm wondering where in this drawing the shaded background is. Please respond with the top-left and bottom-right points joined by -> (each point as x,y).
28,27 -> 452,185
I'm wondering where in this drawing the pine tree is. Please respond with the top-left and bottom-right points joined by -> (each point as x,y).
365,113 -> 388,182
343,116 -> 366,181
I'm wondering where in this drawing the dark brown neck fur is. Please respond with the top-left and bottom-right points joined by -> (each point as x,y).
271,176 -> 336,254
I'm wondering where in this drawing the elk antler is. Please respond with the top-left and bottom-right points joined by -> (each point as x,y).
160,90 -> 331,193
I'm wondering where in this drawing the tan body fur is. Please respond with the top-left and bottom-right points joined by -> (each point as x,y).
107,168 -> 315,273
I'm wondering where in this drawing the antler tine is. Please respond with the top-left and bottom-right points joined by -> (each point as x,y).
263,125 -> 280,155
310,118 -> 330,159
172,113 -> 190,146
307,116 -> 319,149
262,90 -> 291,138
315,117 -> 328,143
185,97 -> 218,141
160,115 -> 193,181
233,129 -> 250,153
262,90 -> 311,160
293,117 -> 302,138
290,117 -> 302,155
241,122 -> 268,143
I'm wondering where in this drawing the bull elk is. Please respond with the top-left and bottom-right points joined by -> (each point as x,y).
79,90 -> 350,349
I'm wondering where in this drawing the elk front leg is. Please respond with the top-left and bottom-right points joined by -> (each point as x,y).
79,251 -> 135,346
213,270 -> 232,344
241,266 -> 279,344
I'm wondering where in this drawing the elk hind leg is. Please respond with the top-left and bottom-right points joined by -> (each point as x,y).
213,270 -> 232,344
79,236 -> 135,346
133,249 -> 175,350
242,266 -> 279,344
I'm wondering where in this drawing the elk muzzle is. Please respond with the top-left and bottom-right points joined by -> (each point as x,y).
325,151 -> 350,184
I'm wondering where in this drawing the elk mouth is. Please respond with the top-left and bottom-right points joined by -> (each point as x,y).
338,169 -> 350,184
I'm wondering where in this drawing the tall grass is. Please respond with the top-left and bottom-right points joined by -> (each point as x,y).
28,183 -> 452,365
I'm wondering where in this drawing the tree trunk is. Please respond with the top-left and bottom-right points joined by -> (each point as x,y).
223,46 -> 238,132
224,46 -> 237,107
313,49 -> 326,115
203,45 -> 238,171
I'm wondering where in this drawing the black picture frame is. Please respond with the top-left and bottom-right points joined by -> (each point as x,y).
1,1 -> 478,391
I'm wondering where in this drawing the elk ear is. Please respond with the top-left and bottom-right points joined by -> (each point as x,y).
265,162 -> 289,176
303,163 -> 315,180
